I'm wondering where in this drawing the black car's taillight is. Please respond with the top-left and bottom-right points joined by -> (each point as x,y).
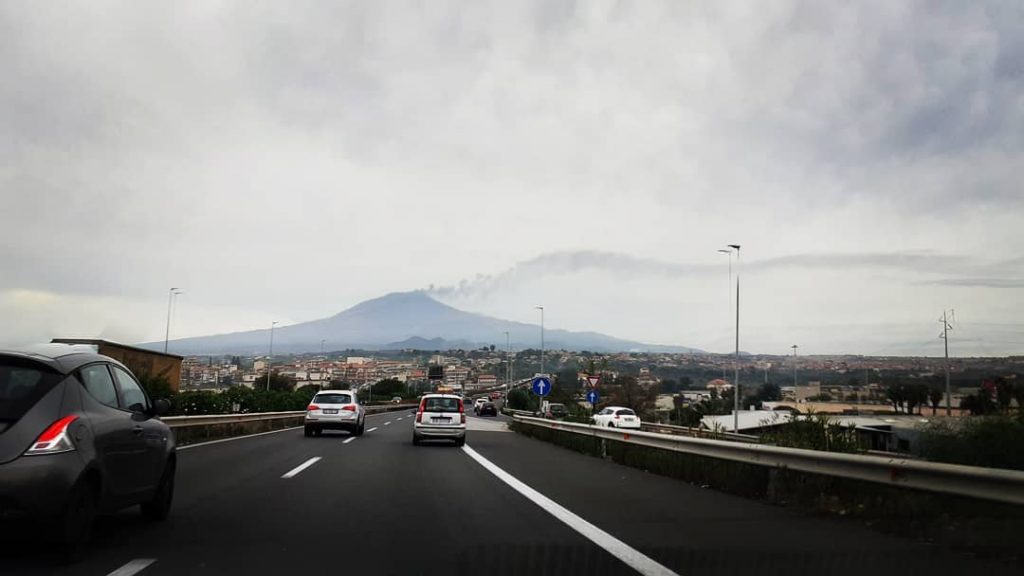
25,415 -> 78,456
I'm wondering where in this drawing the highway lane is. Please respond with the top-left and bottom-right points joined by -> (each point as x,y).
2,411 -> 1018,575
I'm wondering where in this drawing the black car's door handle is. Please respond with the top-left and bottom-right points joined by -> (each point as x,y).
132,425 -> 144,435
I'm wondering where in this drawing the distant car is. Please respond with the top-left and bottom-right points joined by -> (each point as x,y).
592,406 -> 641,429
391,396 -> 402,404
478,401 -> 498,416
472,397 -> 488,414
0,346 -> 176,558
544,403 -> 568,419
304,390 -> 365,437
413,394 -> 466,446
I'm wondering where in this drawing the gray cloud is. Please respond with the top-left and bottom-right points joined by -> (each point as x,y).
427,250 -> 1024,298
922,278 -> 1024,288
2,1 -> 1022,354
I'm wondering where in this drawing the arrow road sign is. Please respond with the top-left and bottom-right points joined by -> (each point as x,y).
586,389 -> 600,405
531,377 -> 551,396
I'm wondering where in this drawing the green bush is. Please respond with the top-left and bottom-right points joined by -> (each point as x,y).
167,386 -> 320,416
761,412 -> 860,454
918,414 -> 1024,470
506,388 -> 532,411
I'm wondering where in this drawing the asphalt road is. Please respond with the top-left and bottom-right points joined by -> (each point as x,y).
1,410 -> 1017,576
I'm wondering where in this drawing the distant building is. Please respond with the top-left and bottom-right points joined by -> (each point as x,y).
475,374 -> 498,388
346,357 -> 370,365
705,379 -> 733,393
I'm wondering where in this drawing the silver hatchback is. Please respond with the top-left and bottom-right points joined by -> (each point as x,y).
304,390 -> 365,437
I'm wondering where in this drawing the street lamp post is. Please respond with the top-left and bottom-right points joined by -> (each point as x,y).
266,321 -> 278,391
164,288 -> 182,353
791,345 -> 799,393
504,330 -> 511,397
717,248 -> 733,380
727,244 -> 741,432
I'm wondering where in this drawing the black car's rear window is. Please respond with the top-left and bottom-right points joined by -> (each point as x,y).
424,397 -> 460,412
313,393 -> 352,404
0,361 -> 62,422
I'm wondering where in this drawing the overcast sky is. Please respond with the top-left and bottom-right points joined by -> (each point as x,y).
3,1 -> 1023,356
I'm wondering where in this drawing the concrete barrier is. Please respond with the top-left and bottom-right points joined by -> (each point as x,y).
511,415 -> 1024,561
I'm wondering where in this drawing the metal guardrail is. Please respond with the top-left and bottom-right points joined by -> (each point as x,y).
512,415 -> 1024,506
164,404 -> 417,428
640,421 -> 760,443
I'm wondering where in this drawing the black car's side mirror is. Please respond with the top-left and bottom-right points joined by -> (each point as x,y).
153,398 -> 171,416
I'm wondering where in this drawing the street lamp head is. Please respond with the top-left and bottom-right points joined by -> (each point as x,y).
717,249 -> 732,254
727,244 -> 741,251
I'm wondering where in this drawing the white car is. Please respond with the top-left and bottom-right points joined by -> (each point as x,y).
592,406 -> 641,429
304,390 -> 365,437
413,394 -> 466,446
473,397 -> 488,414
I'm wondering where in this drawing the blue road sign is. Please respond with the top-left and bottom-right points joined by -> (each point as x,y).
531,377 -> 551,396
586,389 -> 600,405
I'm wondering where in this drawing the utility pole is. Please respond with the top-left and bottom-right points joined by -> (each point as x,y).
940,309 -> 954,416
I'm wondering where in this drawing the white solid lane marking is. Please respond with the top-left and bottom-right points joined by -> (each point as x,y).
384,421 -> 391,426
461,446 -> 678,576
178,426 -> 303,451
343,437 -> 356,444
107,558 -> 157,576
281,457 -> 321,479
367,427 -> 378,432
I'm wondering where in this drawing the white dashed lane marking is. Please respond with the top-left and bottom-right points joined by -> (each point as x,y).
281,457 -> 321,479
107,559 -> 157,576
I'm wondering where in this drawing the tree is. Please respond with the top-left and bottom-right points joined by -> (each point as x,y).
928,387 -> 943,415
757,383 -> 781,403
506,388 -> 531,410
886,383 -> 906,413
609,376 -> 655,414
137,373 -> 174,400
995,377 -> 1013,413
961,392 -> 996,416
660,379 -> 679,394
359,378 -> 405,402
489,344 -> 496,352
295,384 -> 320,399
263,372 -> 295,392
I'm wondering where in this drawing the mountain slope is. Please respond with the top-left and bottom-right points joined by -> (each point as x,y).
147,291 -> 697,355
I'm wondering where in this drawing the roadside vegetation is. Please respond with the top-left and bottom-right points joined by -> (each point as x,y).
137,374 -> 417,416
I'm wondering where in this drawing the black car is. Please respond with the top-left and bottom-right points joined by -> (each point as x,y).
478,401 -> 498,416
0,345 -> 175,558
